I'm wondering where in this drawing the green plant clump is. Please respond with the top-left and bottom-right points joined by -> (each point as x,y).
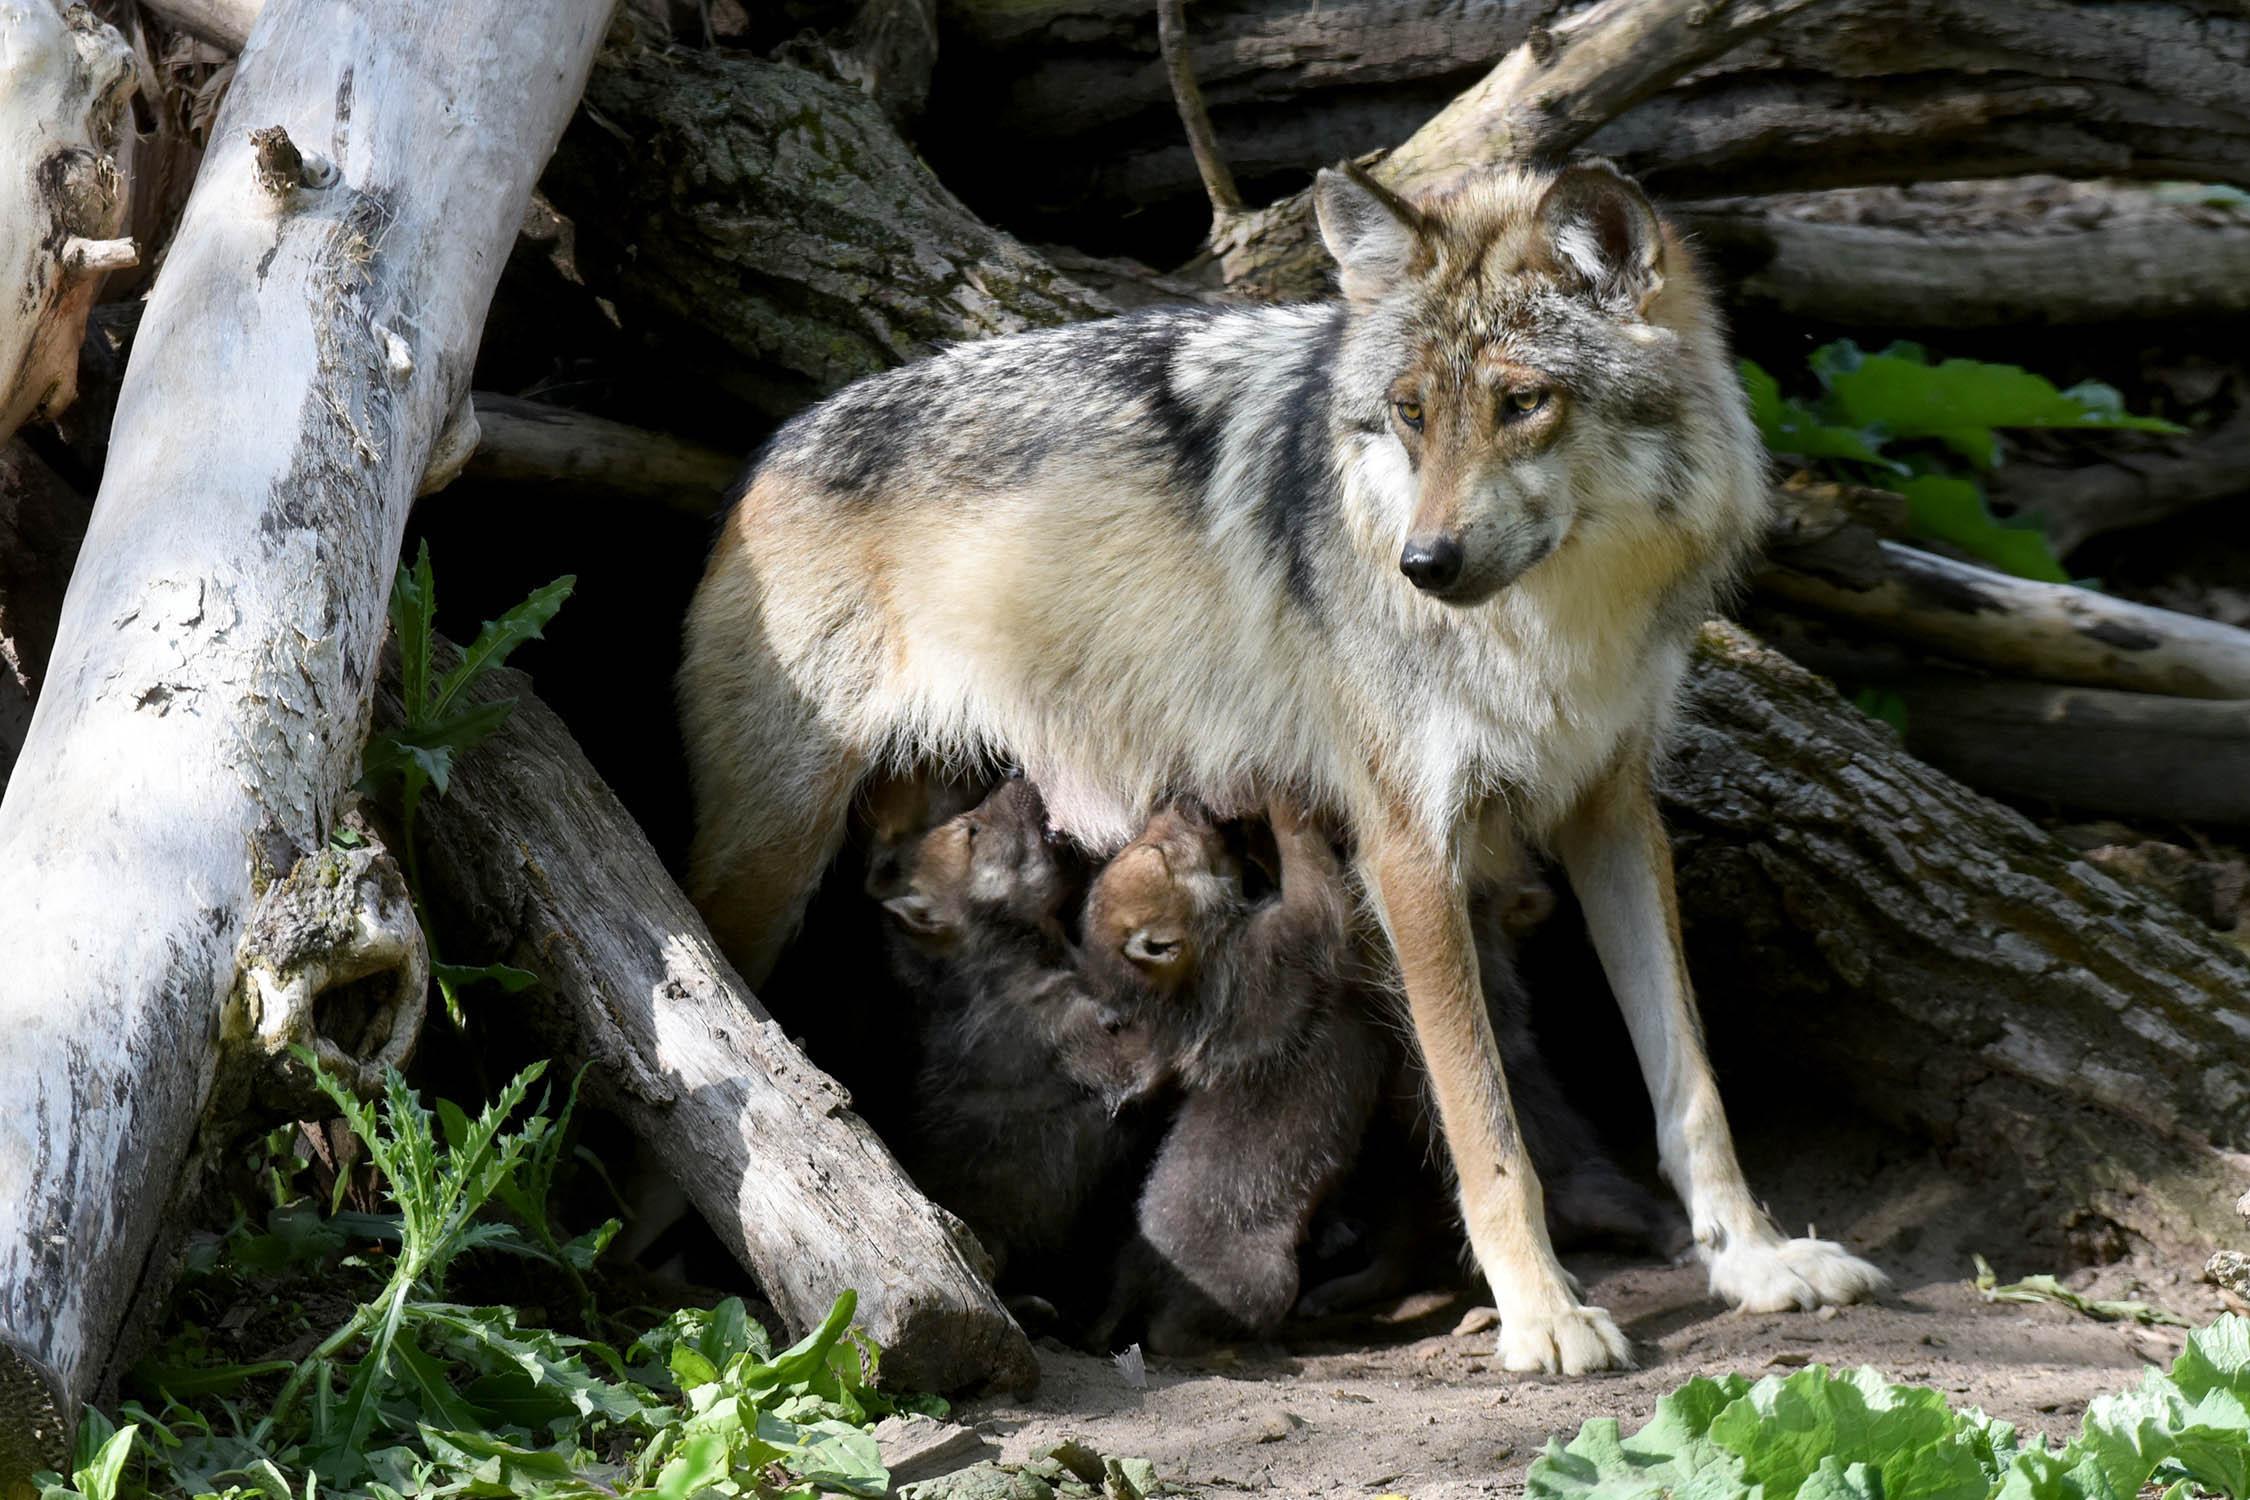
1529,1314 -> 2250,1500
358,540 -> 575,1022
35,1057 -> 926,1500
1741,341 -> 2181,583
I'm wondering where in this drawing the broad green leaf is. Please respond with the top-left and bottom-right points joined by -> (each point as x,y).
419,1428 -> 617,1498
1896,474 -> 2073,583
1797,1456 -> 1883,1500
1526,1416 -> 1753,1500
2171,1314 -> 2250,1402
429,575 -> 576,722
69,1421 -> 137,1500
1708,1366 -> 1990,1500
392,1335 -> 496,1433
1741,359 -> 1897,468
1819,346 -> 2180,471
1997,1446 -> 2127,1500
651,1431 -> 731,1500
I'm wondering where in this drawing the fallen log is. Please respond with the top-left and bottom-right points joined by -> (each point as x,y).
384,651 -> 1039,1396
0,0 -> 135,448
1891,678 -> 2250,830
1678,192 -> 2250,330
927,0 -> 2250,249
0,0 -> 609,1474
540,46 -> 1116,416
1988,403 -> 2250,558
457,394 -> 741,514
1759,540 -> 2250,700
1201,0 -> 1812,298
1668,624 -> 2250,1255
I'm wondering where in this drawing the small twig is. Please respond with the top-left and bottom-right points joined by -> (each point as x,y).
1155,0 -> 1241,226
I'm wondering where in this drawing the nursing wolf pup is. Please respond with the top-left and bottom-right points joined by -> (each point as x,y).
880,777 -> 1164,1285
1078,797 -> 1387,1352
681,158 -> 1886,1373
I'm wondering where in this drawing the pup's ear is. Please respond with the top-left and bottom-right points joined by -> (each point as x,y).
1534,161 -> 1663,311
1123,927 -> 1187,970
883,892 -> 947,937
1315,161 -> 1425,301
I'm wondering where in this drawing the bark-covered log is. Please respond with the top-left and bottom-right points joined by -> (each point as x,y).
1678,189 -> 2250,329
1669,624 -> 2250,1253
1890,678 -> 2250,830
0,0 -> 135,447
458,394 -> 741,514
387,654 -> 1039,1396
0,0 -> 608,1473
541,45 -> 1116,417
1989,403 -> 2250,558
927,0 -> 2250,253
1200,0 -> 1810,299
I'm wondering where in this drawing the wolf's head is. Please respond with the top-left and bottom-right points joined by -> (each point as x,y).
1080,798 -> 1242,997
882,775 -> 1075,946
1315,159 -> 1755,606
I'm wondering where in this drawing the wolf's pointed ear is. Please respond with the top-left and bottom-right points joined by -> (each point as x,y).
1534,162 -> 1664,311
883,892 -> 946,937
1315,161 -> 1425,301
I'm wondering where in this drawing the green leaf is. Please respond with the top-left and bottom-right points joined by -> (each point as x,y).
1741,359 -> 1897,469
69,1419 -> 137,1500
651,1431 -> 731,1500
1896,474 -> 2073,583
363,697 -> 519,799
1819,347 -> 2182,472
2171,1314 -> 2250,1402
392,1334 -> 494,1433
418,1428 -> 617,1498
393,541 -> 437,721
429,575 -> 576,722
1707,1366 -> 1990,1500
430,961 -> 538,996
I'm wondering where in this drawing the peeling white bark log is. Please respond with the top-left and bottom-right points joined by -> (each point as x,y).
0,0 -> 134,447
0,0 -> 608,1475
1760,540 -> 2250,701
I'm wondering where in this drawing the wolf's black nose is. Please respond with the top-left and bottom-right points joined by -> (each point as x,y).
1400,535 -> 1464,593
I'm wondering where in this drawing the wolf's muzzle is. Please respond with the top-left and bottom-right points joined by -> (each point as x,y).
1400,534 -> 1465,594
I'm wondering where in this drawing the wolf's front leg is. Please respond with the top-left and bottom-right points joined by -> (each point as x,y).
1555,748 -> 1888,1314
1363,814 -> 1633,1375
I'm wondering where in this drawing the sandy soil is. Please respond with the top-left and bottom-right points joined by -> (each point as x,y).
960,1136 -> 2234,1497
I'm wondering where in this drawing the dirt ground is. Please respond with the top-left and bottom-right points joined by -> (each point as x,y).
960,1134 -> 2236,1498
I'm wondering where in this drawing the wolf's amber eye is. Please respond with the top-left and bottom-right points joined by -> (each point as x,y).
1506,387 -> 1550,417
1394,400 -> 1424,431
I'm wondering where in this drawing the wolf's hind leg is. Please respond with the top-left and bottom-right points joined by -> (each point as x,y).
1362,812 -> 1632,1376
686,725 -> 867,989
1555,749 -> 1888,1313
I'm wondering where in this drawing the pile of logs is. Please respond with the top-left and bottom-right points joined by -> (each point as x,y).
2,0 -> 2249,1474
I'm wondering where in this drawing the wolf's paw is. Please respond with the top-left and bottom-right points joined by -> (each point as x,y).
1496,1303 -> 1635,1375
1709,1236 -> 1889,1314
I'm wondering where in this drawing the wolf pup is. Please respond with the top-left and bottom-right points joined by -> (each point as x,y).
681,159 -> 1885,1373
1078,797 -> 1386,1352
881,777 -> 1164,1283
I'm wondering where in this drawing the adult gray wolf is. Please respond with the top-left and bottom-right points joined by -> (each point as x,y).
679,159 -> 1887,1373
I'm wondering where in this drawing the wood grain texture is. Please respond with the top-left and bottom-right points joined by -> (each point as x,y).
0,0 -> 610,1470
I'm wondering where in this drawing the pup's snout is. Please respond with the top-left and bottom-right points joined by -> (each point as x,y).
1399,534 -> 1465,594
